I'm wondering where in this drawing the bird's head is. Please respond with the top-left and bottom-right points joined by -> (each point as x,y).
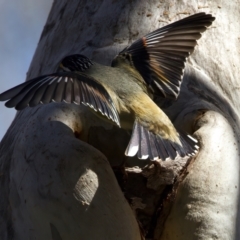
58,54 -> 93,72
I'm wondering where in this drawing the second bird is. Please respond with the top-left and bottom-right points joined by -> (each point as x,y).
0,12 -> 215,161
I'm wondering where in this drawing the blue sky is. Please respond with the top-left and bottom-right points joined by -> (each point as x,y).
0,0 -> 52,140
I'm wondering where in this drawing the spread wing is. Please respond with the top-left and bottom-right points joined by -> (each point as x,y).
0,72 -> 120,127
115,12 -> 215,99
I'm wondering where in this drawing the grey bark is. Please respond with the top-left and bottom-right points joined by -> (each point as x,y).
0,0 -> 239,240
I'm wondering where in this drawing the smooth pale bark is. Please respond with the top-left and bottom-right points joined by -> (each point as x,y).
160,111 -> 239,239
0,104 -> 141,240
0,0 -> 239,239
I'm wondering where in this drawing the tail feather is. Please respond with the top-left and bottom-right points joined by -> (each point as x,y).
125,120 -> 199,161
138,126 -> 149,159
125,121 -> 140,157
161,138 -> 177,160
155,137 -> 169,160
171,141 -> 186,157
180,133 -> 199,155
147,131 -> 159,160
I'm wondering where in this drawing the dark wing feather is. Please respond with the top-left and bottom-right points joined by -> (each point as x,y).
0,72 -> 120,127
41,78 -> 59,104
116,12 -> 215,99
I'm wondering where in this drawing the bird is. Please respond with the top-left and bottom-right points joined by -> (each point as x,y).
0,12 -> 215,161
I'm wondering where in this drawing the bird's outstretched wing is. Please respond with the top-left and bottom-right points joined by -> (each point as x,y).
116,12 -> 215,99
125,120 -> 199,161
0,72 -> 120,126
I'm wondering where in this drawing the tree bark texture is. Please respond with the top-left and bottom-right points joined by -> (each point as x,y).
0,0 -> 239,239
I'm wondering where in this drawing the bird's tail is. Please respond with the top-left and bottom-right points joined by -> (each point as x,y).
125,120 -> 199,161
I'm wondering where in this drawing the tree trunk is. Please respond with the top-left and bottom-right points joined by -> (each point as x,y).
0,0 -> 239,239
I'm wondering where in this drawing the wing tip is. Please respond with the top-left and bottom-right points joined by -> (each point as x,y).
117,12 -> 215,99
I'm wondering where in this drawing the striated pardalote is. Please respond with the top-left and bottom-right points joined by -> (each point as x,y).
0,13 -> 215,161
